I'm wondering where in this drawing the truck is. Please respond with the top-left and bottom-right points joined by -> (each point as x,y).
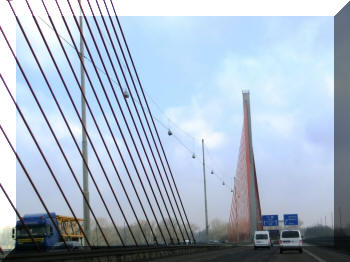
13,213 -> 83,251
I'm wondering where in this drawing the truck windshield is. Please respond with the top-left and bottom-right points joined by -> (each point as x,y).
16,225 -> 49,237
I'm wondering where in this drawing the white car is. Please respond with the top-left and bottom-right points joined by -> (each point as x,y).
279,230 -> 303,253
254,231 -> 271,249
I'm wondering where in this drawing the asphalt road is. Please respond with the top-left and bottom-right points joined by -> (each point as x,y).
151,245 -> 350,262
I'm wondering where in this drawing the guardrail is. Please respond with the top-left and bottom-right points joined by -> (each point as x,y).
304,237 -> 334,246
3,244 -> 233,262
304,236 -> 350,255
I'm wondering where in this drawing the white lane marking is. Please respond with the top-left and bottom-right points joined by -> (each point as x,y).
304,249 -> 327,262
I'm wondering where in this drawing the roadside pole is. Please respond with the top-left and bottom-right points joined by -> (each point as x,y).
202,139 -> 209,242
79,3 -> 90,245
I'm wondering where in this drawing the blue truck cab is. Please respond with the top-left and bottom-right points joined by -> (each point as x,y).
13,213 -> 61,251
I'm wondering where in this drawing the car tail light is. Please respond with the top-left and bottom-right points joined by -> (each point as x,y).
279,240 -> 282,245
299,240 -> 302,245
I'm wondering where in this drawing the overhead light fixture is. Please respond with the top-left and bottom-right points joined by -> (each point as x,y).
123,89 -> 130,98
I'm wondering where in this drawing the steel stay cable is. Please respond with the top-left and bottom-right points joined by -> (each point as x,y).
81,2 -> 177,244
3,3 -> 112,246
106,2 -> 195,242
38,6 -> 224,195
38,0 -> 141,246
111,11 -> 196,243
0,182 -> 41,251
1,29 -> 95,249
24,0 -> 130,246
67,0 -> 168,244
35,0 -> 226,200
190,146 -> 231,190
90,0 -> 182,242
27,0 -> 127,245
32,0 -> 194,244
149,115 -> 232,190
36,14 -> 125,96
52,1 -> 154,246
93,0 -> 185,243
110,10 -> 196,243
101,1 -> 192,240
0,74 -> 70,251
39,7 -> 232,214
55,0 -> 157,244
150,120 -> 231,190
37,11 -> 195,152
205,147 -> 232,188
74,0 -> 170,244
85,0 -> 181,243
113,7 -> 232,237
152,120 -> 231,190
96,4 -> 192,241
36,3 -> 215,204
38,12 -> 223,194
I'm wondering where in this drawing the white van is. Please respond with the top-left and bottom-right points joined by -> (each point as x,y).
254,231 -> 271,249
279,230 -> 303,253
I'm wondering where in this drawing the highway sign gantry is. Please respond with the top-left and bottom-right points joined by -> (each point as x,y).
284,214 -> 298,226
262,215 -> 279,227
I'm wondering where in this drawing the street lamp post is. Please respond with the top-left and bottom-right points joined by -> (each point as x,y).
202,139 -> 209,243
79,3 -> 90,245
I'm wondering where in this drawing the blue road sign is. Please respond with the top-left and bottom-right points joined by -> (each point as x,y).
262,215 -> 278,226
284,214 -> 298,225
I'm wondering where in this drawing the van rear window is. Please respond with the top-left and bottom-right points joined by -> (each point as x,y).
282,231 -> 299,238
255,234 -> 268,239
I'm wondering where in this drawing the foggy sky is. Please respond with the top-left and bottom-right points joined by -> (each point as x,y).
1,14 -> 333,231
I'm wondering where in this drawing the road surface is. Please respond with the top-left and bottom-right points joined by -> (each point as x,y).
152,245 -> 350,262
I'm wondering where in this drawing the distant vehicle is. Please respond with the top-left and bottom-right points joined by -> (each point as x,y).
268,229 -> 280,245
13,213 -> 83,251
254,231 -> 271,249
279,230 -> 303,254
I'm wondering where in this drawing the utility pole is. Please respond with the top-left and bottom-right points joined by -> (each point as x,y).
80,3 -> 90,245
96,225 -> 98,246
202,139 -> 209,242
331,212 -> 333,229
234,177 -> 239,242
124,221 -> 126,244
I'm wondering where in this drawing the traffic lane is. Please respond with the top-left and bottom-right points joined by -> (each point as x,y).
303,245 -> 350,262
151,246 -> 267,262
269,248 -> 317,262
209,246 -> 277,262
151,246 -> 317,262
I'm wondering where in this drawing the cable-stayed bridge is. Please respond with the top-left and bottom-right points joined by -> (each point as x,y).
1,0 -> 195,254
0,1 -> 348,262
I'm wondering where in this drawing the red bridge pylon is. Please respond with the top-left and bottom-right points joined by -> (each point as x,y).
228,91 -> 262,242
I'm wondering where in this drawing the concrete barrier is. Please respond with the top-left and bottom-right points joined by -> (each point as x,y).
3,244 -> 232,262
